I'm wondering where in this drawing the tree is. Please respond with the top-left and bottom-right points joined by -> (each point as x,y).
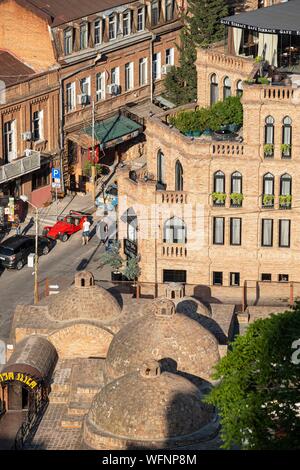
123,256 -> 141,283
99,247 -> 123,272
205,306 -> 300,450
164,0 -> 228,105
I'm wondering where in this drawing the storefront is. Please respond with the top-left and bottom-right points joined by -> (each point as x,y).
0,336 -> 58,443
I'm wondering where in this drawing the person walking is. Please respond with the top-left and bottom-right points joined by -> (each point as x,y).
82,217 -> 91,245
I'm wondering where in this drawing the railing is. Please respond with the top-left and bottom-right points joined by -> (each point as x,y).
14,397 -> 49,450
0,151 -> 40,184
262,86 -> 294,101
211,143 -> 244,158
160,191 -> 187,204
162,244 -> 187,258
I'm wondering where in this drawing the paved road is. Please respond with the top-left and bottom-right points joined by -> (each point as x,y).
0,226 -> 109,341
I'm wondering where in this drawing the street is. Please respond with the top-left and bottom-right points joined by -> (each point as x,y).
0,226 -> 108,341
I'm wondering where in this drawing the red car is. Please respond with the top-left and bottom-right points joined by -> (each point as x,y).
42,211 -> 93,242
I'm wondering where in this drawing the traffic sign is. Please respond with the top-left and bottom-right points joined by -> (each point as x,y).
52,168 -> 61,180
52,182 -> 61,188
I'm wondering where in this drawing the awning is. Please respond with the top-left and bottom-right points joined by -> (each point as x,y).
0,336 -> 58,388
68,113 -> 143,150
154,95 -> 176,109
221,0 -> 300,35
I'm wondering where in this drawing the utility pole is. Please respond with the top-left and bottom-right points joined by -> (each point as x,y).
91,99 -> 96,203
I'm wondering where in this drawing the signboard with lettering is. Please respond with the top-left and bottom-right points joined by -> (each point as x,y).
124,239 -> 138,258
0,371 -> 38,390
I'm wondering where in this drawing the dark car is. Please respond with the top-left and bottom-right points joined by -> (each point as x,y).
0,235 -> 55,270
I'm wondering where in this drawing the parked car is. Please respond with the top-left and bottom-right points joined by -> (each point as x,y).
42,211 -> 93,242
0,235 -> 55,270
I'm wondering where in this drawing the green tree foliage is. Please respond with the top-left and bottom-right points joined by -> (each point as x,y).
99,247 -> 123,272
123,256 -> 141,282
164,0 -> 228,105
170,96 -> 243,133
205,307 -> 300,450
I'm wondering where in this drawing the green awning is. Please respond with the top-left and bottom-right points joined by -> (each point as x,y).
85,114 -> 142,149
68,113 -> 143,150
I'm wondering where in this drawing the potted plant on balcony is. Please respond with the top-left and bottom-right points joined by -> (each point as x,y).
281,144 -> 291,158
212,192 -> 227,205
263,194 -> 275,207
243,79 -> 256,85
279,195 -> 292,209
257,77 -> 270,85
263,144 -> 274,157
230,193 -> 244,207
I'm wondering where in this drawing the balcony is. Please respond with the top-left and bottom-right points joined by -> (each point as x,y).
0,151 -> 41,184
212,193 -> 226,207
279,195 -> 292,210
160,191 -> 187,204
162,244 -> 187,258
262,195 -> 275,209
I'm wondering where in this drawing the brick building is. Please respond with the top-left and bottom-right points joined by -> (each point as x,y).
0,0 -> 183,204
116,0 -> 300,303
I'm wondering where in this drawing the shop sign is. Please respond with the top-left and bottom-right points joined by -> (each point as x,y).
0,371 -> 38,389
124,238 -> 138,258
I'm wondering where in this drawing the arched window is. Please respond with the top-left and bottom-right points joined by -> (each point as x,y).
264,116 -> 275,157
231,171 -> 242,193
282,116 -> 292,158
157,149 -> 165,186
214,171 -> 225,193
280,173 -> 292,195
280,173 -> 292,209
223,76 -> 231,99
263,172 -> 274,195
210,73 -> 219,105
263,172 -> 274,207
236,80 -> 243,97
164,216 -> 186,243
175,160 -> 183,191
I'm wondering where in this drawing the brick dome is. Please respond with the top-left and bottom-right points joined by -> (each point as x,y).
84,360 -> 215,449
42,271 -> 121,323
104,298 -> 220,384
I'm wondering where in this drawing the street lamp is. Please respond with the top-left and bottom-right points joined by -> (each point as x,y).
20,195 -> 39,305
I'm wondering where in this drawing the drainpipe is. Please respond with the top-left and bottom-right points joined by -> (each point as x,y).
150,34 -> 157,103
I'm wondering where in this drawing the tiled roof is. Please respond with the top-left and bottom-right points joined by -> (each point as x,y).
0,51 -> 35,87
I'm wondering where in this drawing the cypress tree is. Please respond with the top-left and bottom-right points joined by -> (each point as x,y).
164,0 -> 229,106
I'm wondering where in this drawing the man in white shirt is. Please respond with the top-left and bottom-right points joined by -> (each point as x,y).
82,217 -> 91,245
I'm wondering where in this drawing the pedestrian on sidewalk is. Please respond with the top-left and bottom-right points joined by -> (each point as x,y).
82,217 -> 91,245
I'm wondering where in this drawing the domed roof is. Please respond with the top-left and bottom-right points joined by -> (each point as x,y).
85,360 -> 213,445
104,298 -> 220,384
42,271 -> 121,323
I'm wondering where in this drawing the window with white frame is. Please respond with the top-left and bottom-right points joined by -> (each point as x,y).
123,11 -> 131,36
137,7 -> 145,31
139,58 -> 147,86
125,62 -> 134,91
32,110 -> 44,141
96,72 -> 106,101
64,29 -> 73,55
94,19 -> 102,45
279,219 -> 290,247
153,52 -> 161,80
109,14 -> 117,40
80,23 -> 88,49
165,0 -> 174,21
151,0 -> 160,26
111,67 -> 120,85
166,48 -> 174,65
80,77 -> 91,96
3,120 -> 16,163
66,82 -> 76,112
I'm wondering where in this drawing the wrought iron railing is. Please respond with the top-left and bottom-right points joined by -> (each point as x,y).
14,397 -> 48,450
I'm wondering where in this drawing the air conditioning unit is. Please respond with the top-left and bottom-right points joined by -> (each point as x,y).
161,64 -> 172,75
77,94 -> 90,105
21,131 -> 32,141
24,148 -> 33,157
107,84 -> 120,96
